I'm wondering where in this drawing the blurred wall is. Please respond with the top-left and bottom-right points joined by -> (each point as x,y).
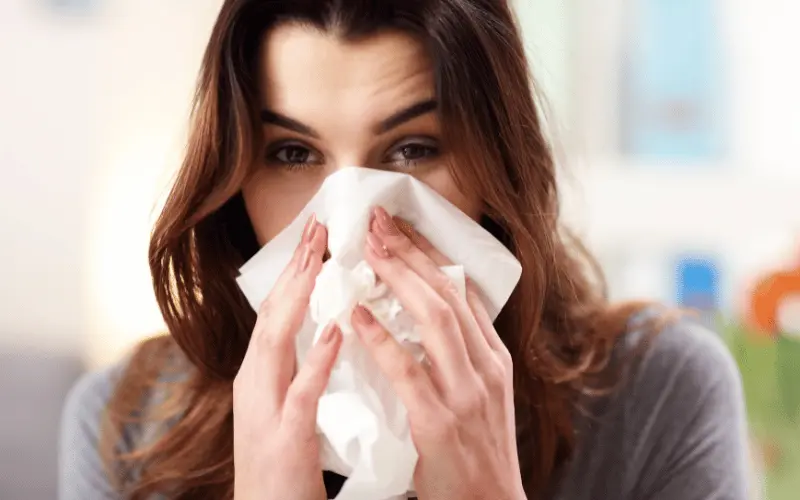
0,0 -> 223,366
0,1 -> 96,355
518,0 -> 800,312
84,0 -> 222,366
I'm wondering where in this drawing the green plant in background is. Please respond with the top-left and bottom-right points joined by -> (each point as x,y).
777,336 -> 800,425
719,320 -> 800,499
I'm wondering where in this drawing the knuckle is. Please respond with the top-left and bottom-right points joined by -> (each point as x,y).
436,275 -> 461,301
484,361 -> 507,393
260,277 -> 308,317
252,315 -> 293,352
496,345 -> 513,371
257,327 -> 292,352
474,383 -> 490,409
258,295 -> 276,317
284,385 -> 315,418
464,279 -> 487,308
393,356 -> 423,382
426,302 -> 457,332
465,287 -> 481,308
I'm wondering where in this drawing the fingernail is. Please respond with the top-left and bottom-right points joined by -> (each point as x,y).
302,213 -> 317,244
353,304 -> 375,324
366,232 -> 390,258
321,323 -> 340,343
394,217 -> 414,239
374,207 -> 396,235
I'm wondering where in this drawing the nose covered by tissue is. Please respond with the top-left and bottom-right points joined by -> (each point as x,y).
236,167 -> 522,500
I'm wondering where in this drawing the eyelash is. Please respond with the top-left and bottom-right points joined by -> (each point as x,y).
264,138 -> 440,172
264,143 -> 320,172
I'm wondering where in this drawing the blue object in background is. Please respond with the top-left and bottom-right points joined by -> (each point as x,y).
620,0 -> 725,162
675,256 -> 721,311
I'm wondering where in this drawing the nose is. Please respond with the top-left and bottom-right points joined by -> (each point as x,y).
326,162 -> 376,174
323,151 -> 385,175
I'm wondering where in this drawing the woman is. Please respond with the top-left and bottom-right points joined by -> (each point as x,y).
59,0 -> 750,499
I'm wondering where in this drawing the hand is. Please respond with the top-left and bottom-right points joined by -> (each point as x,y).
233,215 -> 341,500
350,207 -> 526,500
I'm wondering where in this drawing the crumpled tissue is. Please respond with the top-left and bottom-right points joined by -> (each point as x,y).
236,167 -> 522,500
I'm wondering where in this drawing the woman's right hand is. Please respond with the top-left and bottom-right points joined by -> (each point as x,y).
233,215 -> 341,500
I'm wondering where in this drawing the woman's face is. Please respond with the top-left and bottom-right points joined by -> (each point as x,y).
242,23 -> 483,245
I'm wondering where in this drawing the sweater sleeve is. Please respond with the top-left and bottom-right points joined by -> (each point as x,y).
58,366 -> 122,500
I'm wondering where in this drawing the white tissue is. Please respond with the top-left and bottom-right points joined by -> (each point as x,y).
236,167 -> 522,500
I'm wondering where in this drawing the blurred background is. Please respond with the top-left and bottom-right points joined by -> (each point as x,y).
0,0 -> 797,498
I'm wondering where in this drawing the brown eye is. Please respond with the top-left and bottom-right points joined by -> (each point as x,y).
265,142 -> 323,170
399,144 -> 432,160
275,146 -> 311,163
384,138 -> 440,170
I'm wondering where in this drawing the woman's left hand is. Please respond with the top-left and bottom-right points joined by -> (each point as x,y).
349,207 -> 526,500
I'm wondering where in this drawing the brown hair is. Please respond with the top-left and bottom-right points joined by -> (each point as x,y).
101,1 -> 651,498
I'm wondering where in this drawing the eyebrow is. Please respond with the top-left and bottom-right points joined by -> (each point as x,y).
374,99 -> 438,134
259,110 -> 320,139
260,98 -> 438,138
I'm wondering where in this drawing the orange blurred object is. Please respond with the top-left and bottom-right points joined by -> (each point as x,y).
748,263 -> 800,337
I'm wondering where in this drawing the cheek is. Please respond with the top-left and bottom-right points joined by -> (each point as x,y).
241,169 -> 323,245
417,167 -> 482,221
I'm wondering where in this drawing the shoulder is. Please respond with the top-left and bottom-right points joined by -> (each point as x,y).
61,362 -> 126,428
59,336 -> 189,499
610,313 -> 751,499
558,311 -> 752,500
60,359 -> 130,454
622,313 -> 744,414
60,336 -> 190,444
58,360 -> 129,499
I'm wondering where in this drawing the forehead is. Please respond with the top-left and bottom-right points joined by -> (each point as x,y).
258,23 -> 435,122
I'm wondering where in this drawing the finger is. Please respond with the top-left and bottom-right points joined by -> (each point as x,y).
375,208 -> 494,371
250,214 -> 328,398
464,278 -> 508,353
395,213 -> 508,355
350,304 -> 444,417
282,322 -> 342,436
393,216 -> 442,261
270,213 -> 326,297
363,229 -> 473,392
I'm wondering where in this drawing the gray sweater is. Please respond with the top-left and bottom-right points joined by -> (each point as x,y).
58,319 -> 752,499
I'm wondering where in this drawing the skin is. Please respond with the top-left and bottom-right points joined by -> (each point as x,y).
241,22 -> 481,243
233,23 -> 525,500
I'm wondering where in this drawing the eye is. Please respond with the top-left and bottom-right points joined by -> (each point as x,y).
265,142 -> 323,170
383,138 -> 440,169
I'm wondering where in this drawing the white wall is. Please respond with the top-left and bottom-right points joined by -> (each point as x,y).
0,0 -> 222,365
85,0 -> 223,366
0,1 -> 98,353
514,0 -> 575,144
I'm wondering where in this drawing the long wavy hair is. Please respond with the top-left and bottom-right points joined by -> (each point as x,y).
100,1 -> 651,498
